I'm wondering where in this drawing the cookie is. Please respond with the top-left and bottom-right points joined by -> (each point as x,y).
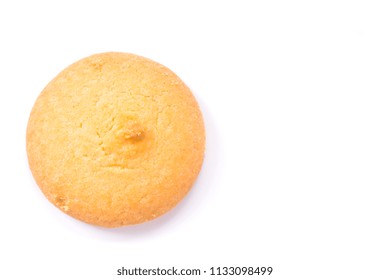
26,52 -> 205,227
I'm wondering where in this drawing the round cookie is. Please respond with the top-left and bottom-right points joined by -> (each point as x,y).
26,52 -> 205,227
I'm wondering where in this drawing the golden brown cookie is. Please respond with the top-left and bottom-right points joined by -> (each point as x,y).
26,52 -> 205,227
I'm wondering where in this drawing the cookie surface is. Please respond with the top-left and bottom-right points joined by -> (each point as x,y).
26,52 -> 205,227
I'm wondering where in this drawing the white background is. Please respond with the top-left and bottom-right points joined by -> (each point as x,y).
1,1 -> 390,279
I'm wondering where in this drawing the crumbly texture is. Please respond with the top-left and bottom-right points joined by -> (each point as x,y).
26,52 -> 205,227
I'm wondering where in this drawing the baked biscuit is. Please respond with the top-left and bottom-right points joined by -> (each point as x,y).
26,52 -> 205,227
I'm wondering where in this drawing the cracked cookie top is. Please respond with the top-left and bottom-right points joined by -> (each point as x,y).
26,52 -> 205,227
